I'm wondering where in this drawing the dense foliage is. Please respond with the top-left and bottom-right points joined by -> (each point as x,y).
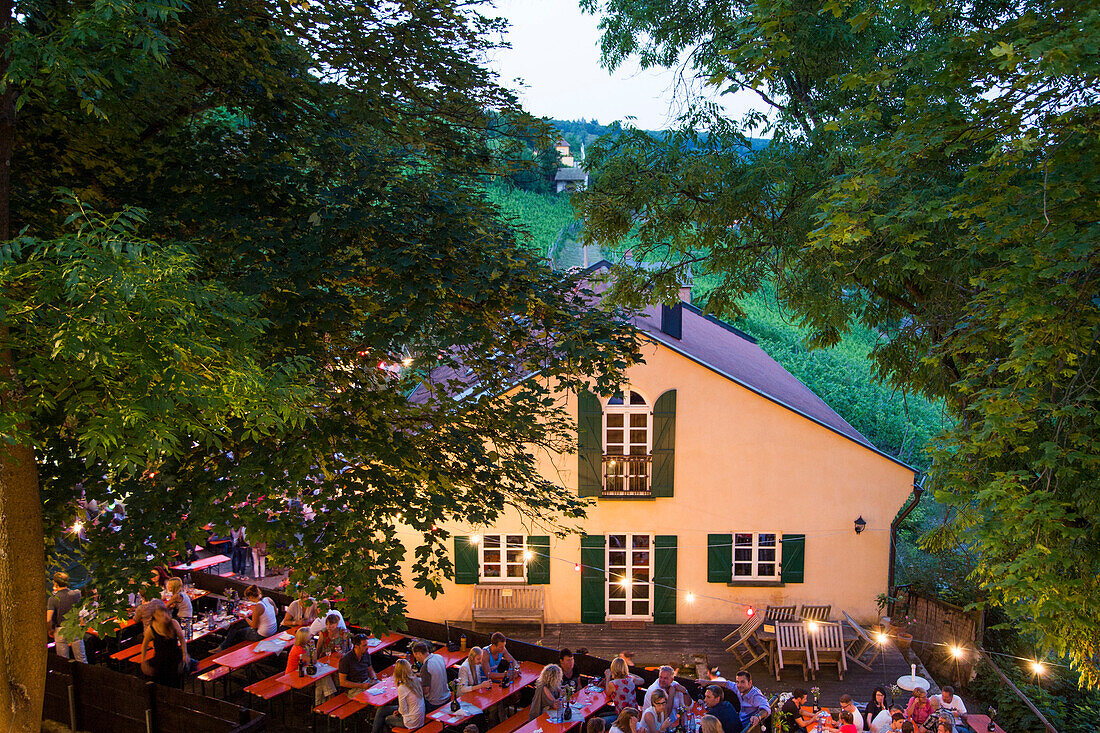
0,0 -> 641,728
578,0 -> 1100,685
484,181 -> 578,255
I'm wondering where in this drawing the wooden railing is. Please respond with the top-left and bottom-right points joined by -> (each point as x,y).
602,454 -> 652,496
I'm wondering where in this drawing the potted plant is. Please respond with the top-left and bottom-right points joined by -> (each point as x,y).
892,613 -> 916,656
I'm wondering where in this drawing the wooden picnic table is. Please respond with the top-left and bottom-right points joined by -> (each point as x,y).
213,629 -> 297,671
427,660 -> 543,728
172,554 -> 231,573
510,685 -> 609,733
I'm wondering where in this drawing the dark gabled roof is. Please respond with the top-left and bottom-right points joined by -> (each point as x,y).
554,168 -> 588,181
585,260 -> 916,472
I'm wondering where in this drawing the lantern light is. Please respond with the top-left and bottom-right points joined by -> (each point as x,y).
686,592 -> 696,603
72,521 -> 84,534
950,645 -> 964,659
806,621 -> 820,634
854,516 -> 867,534
574,563 -> 581,572
746,607 -> 756,617
1030,661 -> 1046,676
523,550 -> 533,562
470,535 -> 481,545
874,631 -> 889,645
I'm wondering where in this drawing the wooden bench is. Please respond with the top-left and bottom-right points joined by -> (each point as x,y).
394,722 -> 444,733
486,709 -> 530,733
472,585 -> 545,636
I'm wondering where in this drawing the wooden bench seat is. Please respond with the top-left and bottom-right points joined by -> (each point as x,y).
314,693 -> 353,716
393,722 -> 444,733
486,709 -> 530,733
197,665 -> 232,683
472,585 -> 545,636
194,641 -> 250,676
245,675 -> 291,700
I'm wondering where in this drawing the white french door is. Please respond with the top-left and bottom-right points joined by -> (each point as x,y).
606,533 -> 653,619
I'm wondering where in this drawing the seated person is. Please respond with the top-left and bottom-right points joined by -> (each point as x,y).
412,640 -> 451,713
930,686 -> 967,732
906,689 -> 933,727
338,634 -> 380,691
641,689 -> 676,733
215,585 -> 277,650
372,659 -> 424,733
308,600 -> 345,635
734,671 -> 770,730
316,612 -> 351,656
605,657 -> 645,720
643,666 -> 689,712
780,689 -> 812,731
560,647 -> 583,686
457,647 -> 492,694
529,663 -> 565,721
132,586 -> 161,628
164,577 -> 192,623
700,715 -> 722,733
610,708 -> 642,733
936,723 -> 953,733
481,631 -> 518,681
703,685 -> 743,733
839,696 -> 864,732
870,706 -> 904,733
282,587 -> 318,628
286,627 -> 313,674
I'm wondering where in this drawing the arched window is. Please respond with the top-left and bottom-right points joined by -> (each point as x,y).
603,389 -> 651,494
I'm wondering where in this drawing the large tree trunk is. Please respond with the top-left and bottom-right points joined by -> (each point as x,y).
0,438 -> 45,733
0,1 -> 46,725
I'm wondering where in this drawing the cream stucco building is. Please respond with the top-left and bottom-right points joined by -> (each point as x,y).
397,265 -> 918,628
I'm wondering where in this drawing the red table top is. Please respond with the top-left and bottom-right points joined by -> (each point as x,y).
966,715 -> 1006,733
511,687 -> 608,733
276,653 -> 343,690
212,630 -> 295,670
172,554 -> 230,571
427,661 -> 542,727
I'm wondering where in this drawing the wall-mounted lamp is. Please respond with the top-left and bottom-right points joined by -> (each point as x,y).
854,516 -> 867,534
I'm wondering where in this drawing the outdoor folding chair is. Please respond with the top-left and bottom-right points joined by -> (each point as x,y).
725,613 -> 768,670
775,621 -> 813,681
842,610 -> 883,671
722,615 -> 759,643
808,620 -> 847,679
765,605 -> 798,621
799,604 -> 832,621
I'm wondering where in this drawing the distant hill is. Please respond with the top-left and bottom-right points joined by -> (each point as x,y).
548,118 -> 769,156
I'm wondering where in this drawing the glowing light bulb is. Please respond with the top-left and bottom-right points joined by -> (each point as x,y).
1030,661 -> 1046,675
746,607 -> 755,617
950,645 -> 964,659
875,632 -> 889,645
806,621 -> 819,633
402,358 -> 413,367
619,577 -> 630,587
574,563 -> 581,572
523,550 -> 533,562
686,592 -> 696,603
72,521 -> 83,534
470,535 -> 481,545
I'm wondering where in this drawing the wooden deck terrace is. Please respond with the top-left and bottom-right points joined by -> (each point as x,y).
483,622 -> 937,707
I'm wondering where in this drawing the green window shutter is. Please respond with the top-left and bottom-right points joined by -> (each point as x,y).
580,535 -> 605,623
454,536 -> 478,585
578,391 -> 603,497
527,536 -> 550,585
653,535 -> 677,624
781,534 -> 805,584
651,390 -> 676,497
707,534 -> 732,583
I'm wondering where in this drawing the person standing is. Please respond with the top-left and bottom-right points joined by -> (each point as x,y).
251,539 -> 267,580
140,602 -> 189,688
47,572 -> 85,662
413,640 -> 451,713
230,526 -> 248,576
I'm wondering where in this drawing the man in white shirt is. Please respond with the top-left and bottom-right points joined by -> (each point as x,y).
643,666 -> 689,712
930,687 -> 968,731
839,695 -> 864,732
870,706 -> 903,733
308,603 -> 346,635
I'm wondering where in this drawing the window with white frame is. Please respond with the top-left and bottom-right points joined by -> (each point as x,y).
603,390 -> 651,493
479,534 -> 527,581
733,532 -> 779,579
606,533 -> 652,618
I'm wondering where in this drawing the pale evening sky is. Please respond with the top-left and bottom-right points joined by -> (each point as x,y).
488,0 -> 761,131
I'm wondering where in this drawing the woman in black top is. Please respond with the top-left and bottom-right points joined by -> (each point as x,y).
865,686 -> 888,730
141,602 -> 189,688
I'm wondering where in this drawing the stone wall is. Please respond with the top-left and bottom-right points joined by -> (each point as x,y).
901,588 -> 983,686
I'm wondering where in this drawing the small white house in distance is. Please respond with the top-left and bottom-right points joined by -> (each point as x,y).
554,167 -> 588,193
396,261 -> 918,628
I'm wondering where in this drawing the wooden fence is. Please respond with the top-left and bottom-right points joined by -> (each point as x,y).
899,587 -> 983,686
44,655 -> 264,733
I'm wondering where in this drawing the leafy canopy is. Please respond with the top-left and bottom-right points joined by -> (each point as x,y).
579,0 -> 1100,683
9,0 -> 640,639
